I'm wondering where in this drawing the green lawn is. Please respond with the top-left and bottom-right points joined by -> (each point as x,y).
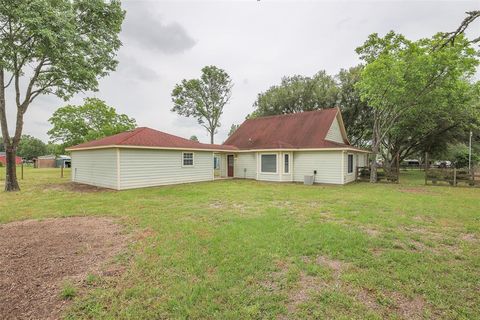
1,168 -> 479,319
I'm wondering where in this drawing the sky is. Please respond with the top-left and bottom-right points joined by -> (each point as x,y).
6,0 -> 480,144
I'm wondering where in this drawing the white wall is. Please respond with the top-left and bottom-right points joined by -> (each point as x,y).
293,151 -> 343,184
325,116 -> 345,144
234,152 -> 257,179
119,149 -> 213,190
71,149 -> 118,189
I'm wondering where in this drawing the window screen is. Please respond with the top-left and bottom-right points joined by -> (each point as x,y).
348,154 -> 353,173
261,154 -> 277,173
183,152 -> 194,166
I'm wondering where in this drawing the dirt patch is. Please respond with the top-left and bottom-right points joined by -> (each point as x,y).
42,182 -> 113,193
272,256 -> 431,319
0,217 -> 129,319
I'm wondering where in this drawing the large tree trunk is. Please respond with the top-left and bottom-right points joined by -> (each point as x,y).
0,68 -> 22,192
4,146 -> 20,192
210,131 -> 214,144
369,119 -> 380,183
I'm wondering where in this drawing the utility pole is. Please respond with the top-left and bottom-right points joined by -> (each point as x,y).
468,131 -> 473,172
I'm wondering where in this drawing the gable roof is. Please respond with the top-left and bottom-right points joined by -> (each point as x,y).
66,127 -> 237,151
223,108 -> 352,150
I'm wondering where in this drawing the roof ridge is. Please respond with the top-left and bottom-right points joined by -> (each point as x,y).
246,108 -> 337,121
119,127 -> 148,145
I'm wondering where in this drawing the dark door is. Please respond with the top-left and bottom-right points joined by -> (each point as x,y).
227,155 -> 234,177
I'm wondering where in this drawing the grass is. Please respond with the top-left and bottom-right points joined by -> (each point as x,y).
1,168 -> 479,319
60,281 -> 77,300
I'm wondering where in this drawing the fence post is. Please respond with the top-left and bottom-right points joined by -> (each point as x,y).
396,152 -> 400,184
424,152 -> 429,185
453,167 -> 457,186
61,164 -> 64,178
21,162 -> 24,180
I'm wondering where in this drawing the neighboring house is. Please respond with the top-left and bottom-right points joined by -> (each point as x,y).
34,155 -> 72,168
66,108 -> 369,190
0,152 -> 23,166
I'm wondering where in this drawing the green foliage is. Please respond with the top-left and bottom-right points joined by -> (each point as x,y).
250,67 -> 372,147
60,281 -> 77,300
444,144 -> 479,169
46,143 -> 65,156
0,0 -> 125,100
252,71 -> 338,116
189,135 -> 199,142
0,0 -> 125,191
17,135 -> 47,160
355,31 -> 480,180
48,98 -> 136,147
171,66 -> 233,144
228,124 -> 240,137
0,138 -> 4,152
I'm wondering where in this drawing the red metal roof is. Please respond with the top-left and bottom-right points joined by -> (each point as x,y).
67,127 -> 238,151
223,108 -> 351,149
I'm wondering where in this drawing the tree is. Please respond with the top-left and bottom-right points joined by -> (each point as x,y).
380,80 -> 480,172
189,135 -> 199,142
17,135 -> 47,160
46,143 -> 64,156
251,71 -> 338,117
228,124 -> 239,137
0,138 -> 4,152
171,66 -> 233,144
336,66 -> 373,147
0,0 -> 124,191
356,31 -> 479,182
48,98 -> 136,148
250,68 -> 372,147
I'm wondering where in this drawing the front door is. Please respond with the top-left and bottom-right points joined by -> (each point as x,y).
227,155 -> 234,177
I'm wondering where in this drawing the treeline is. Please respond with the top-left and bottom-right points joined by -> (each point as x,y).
248,30 -> 480,179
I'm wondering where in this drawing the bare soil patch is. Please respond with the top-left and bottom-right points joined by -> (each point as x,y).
42,182 -> 113,193
271,255 -> 430,319
0,217 -> 128,319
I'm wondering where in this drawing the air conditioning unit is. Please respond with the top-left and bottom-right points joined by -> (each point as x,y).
304,175 -> 314,185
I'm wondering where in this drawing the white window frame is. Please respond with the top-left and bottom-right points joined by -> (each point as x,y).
182,152 -> 194,167
347,153 -> 354,174
283,153 -> 291,174
260,153 -> 278,174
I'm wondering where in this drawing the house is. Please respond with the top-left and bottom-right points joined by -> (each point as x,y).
66,108 -> 369,190
0,152 -> 23,166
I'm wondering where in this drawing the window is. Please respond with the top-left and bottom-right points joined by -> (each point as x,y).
213,156 -> 220,170
261,154 -> 277,173
183,152 -> 194,166
284,154 -> 289,173
347,154 -> 353,174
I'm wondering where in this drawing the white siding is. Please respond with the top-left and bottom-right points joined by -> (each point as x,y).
325,117 -> 345,144
293,151 -> 343,184
343,152 -> 368,184
119,149 -> 213,190
71,149 -> 118,189
220,153 -> 227,177
344,152 -> 356,183
234,152 -> 256,179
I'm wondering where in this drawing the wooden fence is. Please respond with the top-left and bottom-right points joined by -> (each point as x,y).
425,168 -> 480,187
356,166 -> 399,183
